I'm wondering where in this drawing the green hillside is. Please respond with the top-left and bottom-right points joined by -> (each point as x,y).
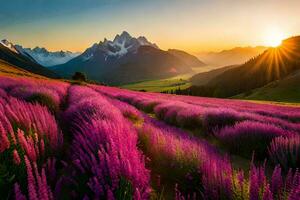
234,70 -> 300,103
0,59 -> 46,78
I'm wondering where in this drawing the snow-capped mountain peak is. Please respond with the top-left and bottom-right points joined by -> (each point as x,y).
0,39 -> 19,54
108,39 -> 133,57
113,31 -> 132,44
81,31 -> 158,61
32,47 -> 49,54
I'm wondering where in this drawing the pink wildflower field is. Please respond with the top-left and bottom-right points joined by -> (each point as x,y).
0,75 -> 299,200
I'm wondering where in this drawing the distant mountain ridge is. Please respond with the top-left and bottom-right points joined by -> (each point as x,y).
168,49 -> 205,67
197,46 -> 268,67
0,39 -> 59,78
52,31 -> 206,85
15,45 -> 80,67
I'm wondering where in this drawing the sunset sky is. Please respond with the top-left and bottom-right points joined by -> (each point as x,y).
1,0 -> 300,53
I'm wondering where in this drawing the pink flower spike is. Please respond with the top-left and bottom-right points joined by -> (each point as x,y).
13,149 -> 21,165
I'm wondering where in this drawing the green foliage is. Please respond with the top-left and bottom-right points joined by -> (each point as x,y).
72,72 -> 87,82
27,93 -> 58,114
122,78 -> 191,92
115,177 -> 134,200
138,129 -> 203,199
0,129 -> 28,199
0,163 -> 15,199
171,85 -> 215,96
150,187 -> 165,200
123,112 -> 142,124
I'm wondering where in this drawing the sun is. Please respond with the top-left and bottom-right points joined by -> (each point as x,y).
265,30 -> 284,47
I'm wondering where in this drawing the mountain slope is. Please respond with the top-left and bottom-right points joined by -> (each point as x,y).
234,70 -> 300,103
0,39 -> 19,54
0,59 -> 46,78
0,40 -> 59,78
168,49 -> 206,67
15,46 -> 80,67
197,46 -> 267,67
190,65 -> 238,86
52,31 -> 205,85
206,36 -> 300,97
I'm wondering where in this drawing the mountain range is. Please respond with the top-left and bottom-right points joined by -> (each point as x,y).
1,33 -> 300,102
15,46 -> 80,67
51,31 -> 205,84
197,46 -> 268,67
0,39 -> 58,78
0,33 -> 205,84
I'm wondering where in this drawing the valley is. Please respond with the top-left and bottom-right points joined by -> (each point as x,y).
121,66 -> 214,92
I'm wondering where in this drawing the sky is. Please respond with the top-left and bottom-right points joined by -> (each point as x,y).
1,0 -> 300,53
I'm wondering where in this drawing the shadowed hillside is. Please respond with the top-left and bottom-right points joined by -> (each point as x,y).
190,65 -> 239,86
0,59 -> 46,78
208,36 -> 300,97
235,70 -> 300,103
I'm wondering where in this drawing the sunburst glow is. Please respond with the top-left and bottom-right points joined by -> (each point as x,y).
265,30 -> 285,47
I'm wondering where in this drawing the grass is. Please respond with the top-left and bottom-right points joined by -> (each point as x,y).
234,70 -> 300,103
0,59 -> 46,79
120,66 -> 216,92
121,78 -> 192,92
242,100 -> 300,107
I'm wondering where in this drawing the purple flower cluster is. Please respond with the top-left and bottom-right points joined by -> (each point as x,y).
1,75 -> 299,200
15,156 -> 54,200
98,86 -> 300,161
247,164 -> 300,200
0,76 -> 69,112
96,85 -> 300,199
0,83 -> 62,200
64,86 -> 150,199
269,136 -> 300,170
137,112 -> 232,199
135,107 -> 300,200
105,97 -> 143,122
4,96 -> 62,150
216,121 -> 295,158
0,96 -> 61,161
96,86 -> 300,135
